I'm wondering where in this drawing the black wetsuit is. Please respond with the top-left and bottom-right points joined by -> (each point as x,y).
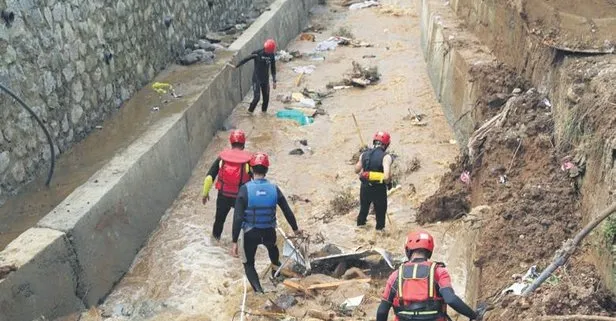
206,157 -> 252,240
232,183 -> 298,293
357,147 -> 389,230
236,49 -> 277,113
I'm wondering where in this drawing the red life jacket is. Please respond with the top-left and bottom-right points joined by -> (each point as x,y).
393,261 -> 447,321
215,149 -> 252,198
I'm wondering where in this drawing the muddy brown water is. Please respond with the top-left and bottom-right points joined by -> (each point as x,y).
0,53 -> 233,250
75,1 -> 475,320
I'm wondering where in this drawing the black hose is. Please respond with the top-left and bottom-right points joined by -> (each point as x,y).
0,83 -> 55,186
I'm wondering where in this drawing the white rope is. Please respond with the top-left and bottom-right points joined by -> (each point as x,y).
240,276 -> 248,321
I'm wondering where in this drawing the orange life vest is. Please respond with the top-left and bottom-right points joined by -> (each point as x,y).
215,149 -> 252,198
393,261 -> 447,321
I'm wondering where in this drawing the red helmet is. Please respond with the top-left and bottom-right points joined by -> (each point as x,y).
264,39 -> 277,54
405,230 -> 435,253
373,131 -> 391,147
229,129 -> 246,144
250,152 -> 270,168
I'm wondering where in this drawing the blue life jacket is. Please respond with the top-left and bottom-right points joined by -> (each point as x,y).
243,179 -> 278,229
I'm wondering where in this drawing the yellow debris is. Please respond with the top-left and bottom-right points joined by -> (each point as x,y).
152,82 -> 173,94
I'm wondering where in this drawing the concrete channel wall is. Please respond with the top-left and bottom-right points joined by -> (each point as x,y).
419,0 -> 504,303
419,0 -> 497,149
0,0 -> 317,319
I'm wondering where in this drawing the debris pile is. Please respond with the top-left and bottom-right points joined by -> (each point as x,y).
250,239 -> 399,321
327,61 -> 380,88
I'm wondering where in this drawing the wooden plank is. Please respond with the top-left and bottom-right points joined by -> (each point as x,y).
306,309 -> 335,320
282,279 -> 314,297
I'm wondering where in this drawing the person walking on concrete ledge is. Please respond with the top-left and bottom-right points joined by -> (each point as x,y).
202,129 -> 253,241
230,152 -> 302,293
232,39 -> 278,113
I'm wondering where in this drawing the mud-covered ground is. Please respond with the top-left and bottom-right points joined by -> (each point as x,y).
517,0 -> 616,52
417,58 -> 616,319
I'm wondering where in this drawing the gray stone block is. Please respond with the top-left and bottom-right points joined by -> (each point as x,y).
0,228 -> 84,321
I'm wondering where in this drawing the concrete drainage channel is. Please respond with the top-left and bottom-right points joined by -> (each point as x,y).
0,0 -> 317,319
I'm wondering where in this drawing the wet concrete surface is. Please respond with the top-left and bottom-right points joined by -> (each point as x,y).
77,1 -> 469,320
0,52 -> 233,250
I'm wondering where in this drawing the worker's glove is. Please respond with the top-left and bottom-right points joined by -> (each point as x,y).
359,171 -> 370,181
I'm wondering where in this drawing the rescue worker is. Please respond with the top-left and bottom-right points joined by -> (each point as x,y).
354,131 -> 394,230
202,129 -> 253,241
376,231 -> 481,321
230,152 -> 302,293
232,39 -> 277,113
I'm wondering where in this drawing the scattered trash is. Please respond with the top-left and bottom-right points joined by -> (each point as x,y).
152,82 -> 173,94
328,61 -> 380,88
315,39 -> 339,51
314,36 -> 372,52
277,93 -> 293,103
302,87 -> 333,102
299,139 -> 308,146
363,54 -> 376,58
351,78 -> 371,86
541,97 -> 552,108
300,98 -> 317,108
502,265 -> 542,295
289,148 -> 305,155
560,155 -> 585,178
152,107 -> 160,112
293,65 -> 317,74
276,109 -> 314,126
449,139 -> 457,144
460,171 -> 471,185
406,108 -> 425,122
341,295 -> 364,309
333,85 -> 351,90
300,33 -> 317,41
349,0 -> 380,10
276,50 -> 294,62
499,174 -> 508,184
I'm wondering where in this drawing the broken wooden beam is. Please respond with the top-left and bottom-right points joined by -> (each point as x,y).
306,309 -> 336,321
282,279 -> 314,297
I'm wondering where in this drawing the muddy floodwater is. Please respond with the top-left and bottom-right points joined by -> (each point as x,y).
79,1 -> 471,320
